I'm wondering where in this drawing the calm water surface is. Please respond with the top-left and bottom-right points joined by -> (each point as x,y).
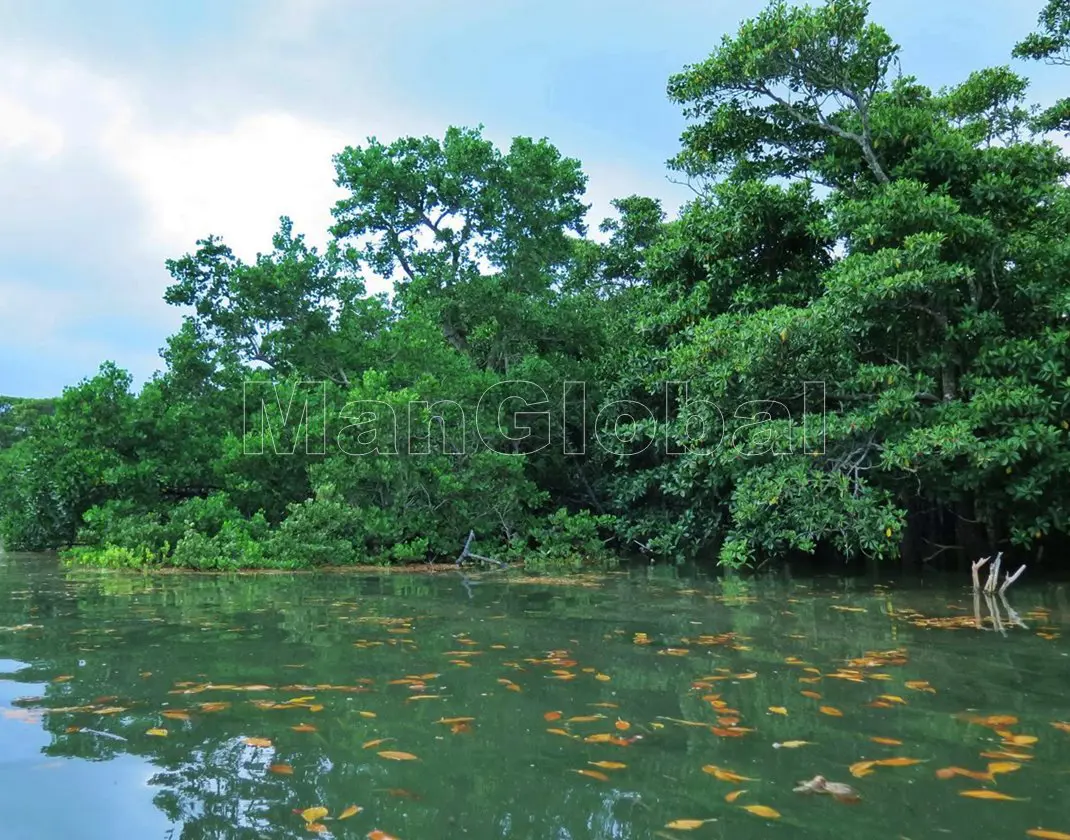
1,553 -> 1069,840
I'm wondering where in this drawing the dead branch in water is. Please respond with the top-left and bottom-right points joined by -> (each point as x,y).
455,530 -> 508,569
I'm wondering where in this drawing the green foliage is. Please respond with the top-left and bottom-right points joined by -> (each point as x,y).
3,1 -> 1069,571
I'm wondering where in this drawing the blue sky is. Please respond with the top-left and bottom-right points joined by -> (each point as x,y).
0,0 -> 1064,398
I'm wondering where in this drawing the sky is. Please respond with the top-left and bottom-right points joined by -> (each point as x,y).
0,0 -> 1064,398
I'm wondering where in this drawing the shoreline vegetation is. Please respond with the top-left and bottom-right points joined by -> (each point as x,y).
3,0 -> 1070,573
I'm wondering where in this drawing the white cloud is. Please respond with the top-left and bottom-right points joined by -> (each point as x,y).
108,112 -> 349,263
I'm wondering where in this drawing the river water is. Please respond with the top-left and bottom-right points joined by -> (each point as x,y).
1,552 -> 1068,839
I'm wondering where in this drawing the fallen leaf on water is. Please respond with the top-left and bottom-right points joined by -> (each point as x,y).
590,702 -> 619,709
359,711 -> 377,718
270,763 -> 294,775
292,724 -> 317,733
725,789 -> 747,803
378,751 -> 418,761
769,706 -> 788,716
436,717 -> 474,725
820,706 -> 843,717
1051,722 -> 1070,734
999,732 -> 1038,747
905,681 -> 936,693
544,711 -> 562,721
162,711 -> 190,721
595,674 -> 611,682
981,750 -> 1033,761
146,728 -> 167,737
574,769 -> 609,781
962,714 -> 1017,728
850,760 -> 876,778
959,790 -> 1026,801
199,702 -> 229,712
935,767 -> 991,782
367,831 -> 400,840
735,672 -> 758,680
53,675 -> 73,682
363,738 -> 392,749
306,823 -> 327,834
870,737 -> 903,745
339,805 -> 362,820
590,761 -> 627,769
702,765 -> 755,782
244,737 -> 272,747
988,761 -> 1022,775
776,740 -> 813,748
801,690 -> 822,699
300,807 -> 329,823
568,715 -> 604,723
742,805 -> 780,819
546,728 -> 573,737
616,719 -> 631,731
1027,830 -> 1070,840
665,819 -> 712,830
879,695 -> 907,705
873,757 -> 925,767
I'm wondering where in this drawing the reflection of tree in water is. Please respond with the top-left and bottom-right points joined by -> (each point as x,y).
3,558 -> 1070,839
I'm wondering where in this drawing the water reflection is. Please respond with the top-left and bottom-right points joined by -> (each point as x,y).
0,553 -> 1068,839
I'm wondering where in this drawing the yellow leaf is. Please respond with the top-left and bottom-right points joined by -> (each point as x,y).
768,706 -> 788,716
589,760 -> 627,769
595,673 -> 611,681
269,763 -> 293,775
665,819 -> 711,829
873,757 -> 925,767
958,789 -> 1026,800
1027,830 -> 1070,840
885,527 -> 892,538
146,728 -> 167,737
363,738 -> 392,749
305,823 -> 327,834
870,737 -> 903,745
777,740 -> 813,748
567,715 -> 604,723
819,706 -> 843,717
338,805 -> 362,820
879,695 -> 907,704
987,761 -> 1022,775
436,717 -> 474,725
244,737 -> 272,747
292,724 -> 317,733
615,719 -> 631,731
800,690 -> 822,699
702,765 -> 755,782
574,768 -> 609,781
300,807 -> 329,823
162,711 -> 190,721
850,760 -> 876,778
359,711 -> 376,718
378,750 -> 418,761
725,789 -> 747,803
742,805 -> 780,819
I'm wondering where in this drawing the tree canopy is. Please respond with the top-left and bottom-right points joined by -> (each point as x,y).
2,0 -> 1068,572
